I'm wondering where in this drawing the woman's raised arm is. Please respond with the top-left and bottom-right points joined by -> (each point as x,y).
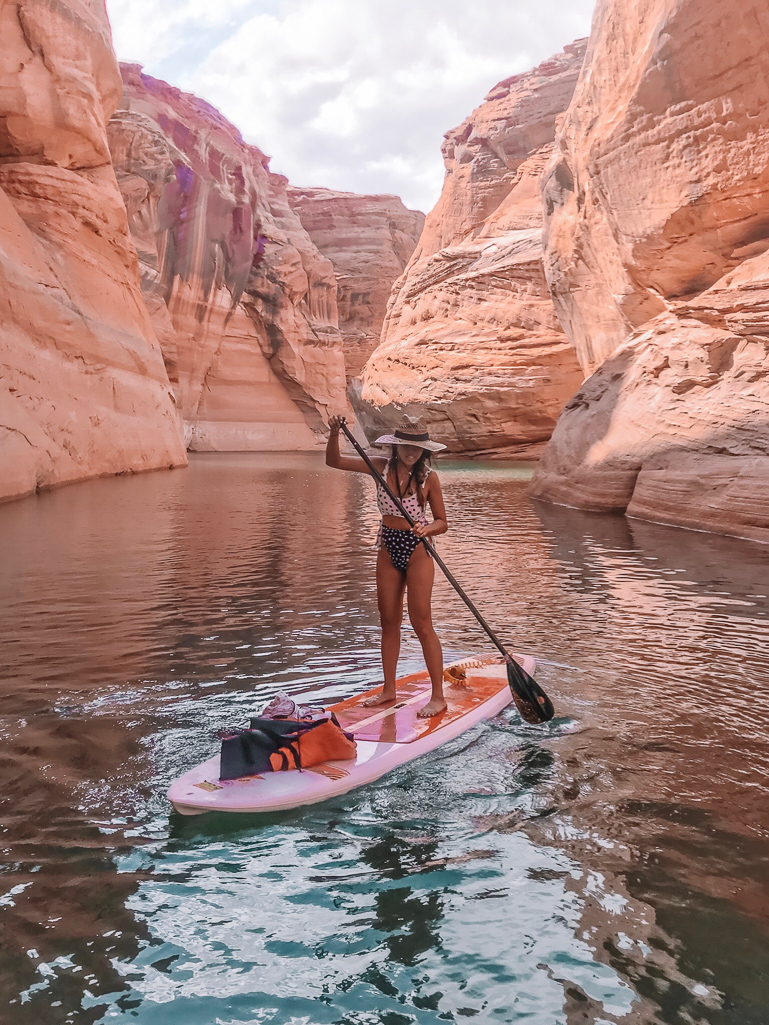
325,415 -> 385,475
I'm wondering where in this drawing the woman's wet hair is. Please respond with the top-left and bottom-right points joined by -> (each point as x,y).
389,445 -> 431,507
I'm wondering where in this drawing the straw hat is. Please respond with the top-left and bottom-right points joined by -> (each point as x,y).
375,414 -> 446,453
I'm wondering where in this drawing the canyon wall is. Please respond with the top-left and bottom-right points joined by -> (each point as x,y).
531,0 -> 769,543
109,65 -> 350,451
354,43 -> 587,456
0,0 -> 187,503
287,188 -> 424,381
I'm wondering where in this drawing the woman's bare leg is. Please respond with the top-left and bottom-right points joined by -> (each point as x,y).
406,545 -> 446,717
363,548 -> 407,706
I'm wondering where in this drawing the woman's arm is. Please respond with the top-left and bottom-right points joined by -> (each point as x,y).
412,472 -> 448,538
325,415 -> 386,475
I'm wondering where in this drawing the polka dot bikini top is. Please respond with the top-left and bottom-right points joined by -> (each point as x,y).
376,461 -> 431,525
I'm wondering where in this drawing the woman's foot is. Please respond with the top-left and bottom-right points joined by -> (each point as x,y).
362,688 -> 397,707
417,697 -> 447,718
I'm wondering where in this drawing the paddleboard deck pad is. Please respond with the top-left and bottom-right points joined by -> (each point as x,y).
168,653 -> 535,815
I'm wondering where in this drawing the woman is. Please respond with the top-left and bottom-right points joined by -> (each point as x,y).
326,414 -> 449,717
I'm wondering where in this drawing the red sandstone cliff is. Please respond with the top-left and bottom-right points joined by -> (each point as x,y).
0,0 -> 187,502
109,65 -> 350,451
531,0 -> 769,543
354,43 -> 587,456
287,188 -> 424,381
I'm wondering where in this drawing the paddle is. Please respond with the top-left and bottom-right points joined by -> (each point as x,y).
337,419 -> 555,724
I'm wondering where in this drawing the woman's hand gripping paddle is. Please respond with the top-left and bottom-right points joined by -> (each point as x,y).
337,419 -> 555,724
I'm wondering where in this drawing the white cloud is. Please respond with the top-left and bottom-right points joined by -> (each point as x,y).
106,0 -> 596,212
107,0 -> 256,68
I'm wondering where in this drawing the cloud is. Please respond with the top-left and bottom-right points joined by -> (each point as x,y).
107,0 -> 257,70
106,0 -> 596,212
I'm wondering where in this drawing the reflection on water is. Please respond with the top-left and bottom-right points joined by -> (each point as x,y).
1,453 -> 768,1024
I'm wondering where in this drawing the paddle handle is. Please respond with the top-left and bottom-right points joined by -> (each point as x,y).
338,419 -> 515,666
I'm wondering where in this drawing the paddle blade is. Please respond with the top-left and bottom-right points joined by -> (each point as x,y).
506,657 -> 555,724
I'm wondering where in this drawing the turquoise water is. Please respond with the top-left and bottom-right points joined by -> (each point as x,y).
1,453 -> 768,1024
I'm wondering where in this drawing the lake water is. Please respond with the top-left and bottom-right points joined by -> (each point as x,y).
1,453 -> 768,1025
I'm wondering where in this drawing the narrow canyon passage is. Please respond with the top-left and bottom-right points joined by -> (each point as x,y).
1,455 -> 768,1024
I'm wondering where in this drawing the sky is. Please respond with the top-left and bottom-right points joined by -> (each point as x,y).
105,0 -> 596,213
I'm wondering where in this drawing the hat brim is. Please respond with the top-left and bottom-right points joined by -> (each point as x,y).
374,434 -> 447,453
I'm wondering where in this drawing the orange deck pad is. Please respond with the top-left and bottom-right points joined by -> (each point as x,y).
332,668 -> 508,744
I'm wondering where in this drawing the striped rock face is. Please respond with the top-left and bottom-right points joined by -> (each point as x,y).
287,187 -> 425,382
108,64 -> 350,452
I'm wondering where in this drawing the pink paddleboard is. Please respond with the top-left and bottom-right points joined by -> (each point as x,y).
168,654 -> 535,815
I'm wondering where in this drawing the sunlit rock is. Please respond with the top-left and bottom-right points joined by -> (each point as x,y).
532,0 -> 769,541
355,42 -> 587,455
0,0 -> 187,502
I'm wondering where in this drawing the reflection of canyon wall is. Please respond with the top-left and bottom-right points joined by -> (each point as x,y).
0,0 -> 187,503
355,44 -> 586,455
287,188 -> 424,380
531,0 -> 769,542
109,65 -> 349,451
529,498 -> 769,916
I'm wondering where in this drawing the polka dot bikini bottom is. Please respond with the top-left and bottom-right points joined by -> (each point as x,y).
380,526 -> 422,572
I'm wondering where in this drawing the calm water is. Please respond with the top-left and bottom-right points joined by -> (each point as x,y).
1,453 -> 768,1025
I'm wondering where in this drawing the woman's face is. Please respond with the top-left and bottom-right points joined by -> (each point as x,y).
397,444 -> 424,467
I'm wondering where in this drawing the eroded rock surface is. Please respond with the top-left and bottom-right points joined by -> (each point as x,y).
355,43 -> 586,455
532,0 -> 769,541
542,0 -> 769,375
287,188 -> 424,380
109,65 -> 349,450
531,258 -> 769,543
0,0 -> 187,502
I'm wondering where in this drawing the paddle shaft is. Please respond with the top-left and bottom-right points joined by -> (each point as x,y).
338,420 -> 517,667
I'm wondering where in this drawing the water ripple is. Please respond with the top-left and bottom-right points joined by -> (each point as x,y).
1,453 -> 768,1023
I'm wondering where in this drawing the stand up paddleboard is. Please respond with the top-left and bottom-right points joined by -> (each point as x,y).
168,653 -> 535,815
